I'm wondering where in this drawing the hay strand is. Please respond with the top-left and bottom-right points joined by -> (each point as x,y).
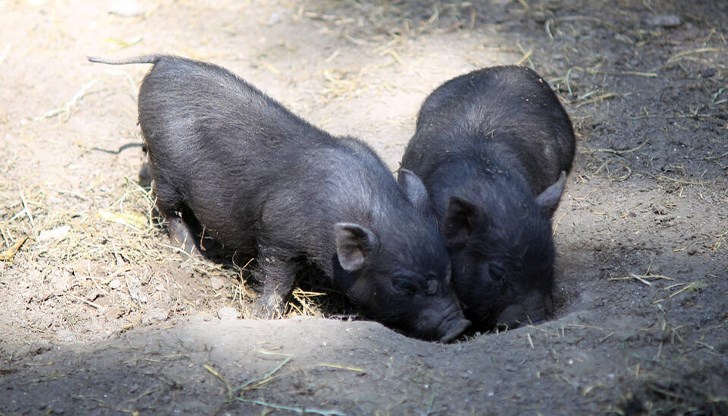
34,79 -> 99,122
233,356 -> 292,394
667,47 -> 720,65
235,398 -> 346,416
0,236 -> 28,262
317,363 -> 366,373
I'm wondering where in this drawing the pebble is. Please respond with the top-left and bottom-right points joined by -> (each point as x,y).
106,305 -> 125,319
143,307 -> 169,324
218,306 -> 239,320
645,14 -> 681,28
108,0 -> 144,17
210,276 -> 225,290
701,68 -> 716,78
37,225 -> 70,242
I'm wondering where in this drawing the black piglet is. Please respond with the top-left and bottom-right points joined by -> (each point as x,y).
401,65 -> 575,330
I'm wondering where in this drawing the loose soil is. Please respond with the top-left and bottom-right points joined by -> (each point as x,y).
1,0 -> 727,415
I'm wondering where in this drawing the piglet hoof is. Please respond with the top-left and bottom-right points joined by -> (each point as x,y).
250,295 -> 286,319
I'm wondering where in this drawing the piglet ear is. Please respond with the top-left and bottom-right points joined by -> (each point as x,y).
397,169 -> 432,213
334,223 -> 380,272
443,196 -> 483,247
535,171 -> 567,218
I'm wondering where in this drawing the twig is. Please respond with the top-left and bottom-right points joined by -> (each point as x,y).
69,294 -> 104,310
236,398 -> 346,415
34,79 -> 99,122
589,139 -> 649,156
574,92 -> 617,108
317,363 -> 366,373
19,190 -> 36,229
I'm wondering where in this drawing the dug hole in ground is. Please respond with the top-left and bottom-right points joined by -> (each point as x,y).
1,1 -> 726,414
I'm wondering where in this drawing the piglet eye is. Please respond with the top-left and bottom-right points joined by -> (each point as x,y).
393,278 -> 417,295
489,264 -> 507,282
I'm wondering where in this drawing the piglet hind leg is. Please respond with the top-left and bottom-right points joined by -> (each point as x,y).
165,215 -> 201,256
250,247 -> 299,319
152,174 -> 207,257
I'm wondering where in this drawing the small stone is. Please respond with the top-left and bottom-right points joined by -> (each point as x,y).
218,306 -> 239,320
37,225 -> 70,242
268,11 -> 283,26
85,290 -> 103,302
143,307 -> 169,324
56,329 -> 76,343
531,11 -> 546,24
48,271 -> 72,292
210,276 -> 225,290
645,14 -> 681,28
701,68 -> 716,78
108,0 -> 144,17
108,279 -> 122,290
106,305 -> 125,319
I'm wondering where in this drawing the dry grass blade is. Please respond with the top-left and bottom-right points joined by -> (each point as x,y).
98,209 -> 148,231
545,15 -> 616,38
515,43 -> 533,66
667,47 -> 720,65
574,92 -> 617,108
204,364 -> 234,399
236,398 -> 346,416
321,68 -> 364,102
623,366 -> 728,416
289,288 -> 327,317
590,139 -> 649,156
105,36 -> 143,48
317,363 -> 366,373
592,158 -> 633,181
653,281 -> 707,304
0,236 -> 28,262
608,71 -> 658,77
0,44 -> 10,64
18,190 -> 36,230
609,273 -> 674,286
666,281 -> 706,298
34,79 -> 99,122
233,356 -> 292,394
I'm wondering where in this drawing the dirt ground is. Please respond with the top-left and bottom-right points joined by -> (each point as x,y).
1,0 -> 727,414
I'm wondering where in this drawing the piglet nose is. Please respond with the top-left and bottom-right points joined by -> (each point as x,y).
438,317 -> 470,343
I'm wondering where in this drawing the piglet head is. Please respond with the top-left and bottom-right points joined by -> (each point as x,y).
331,170 -> 469,342
441,177 -> 561,330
